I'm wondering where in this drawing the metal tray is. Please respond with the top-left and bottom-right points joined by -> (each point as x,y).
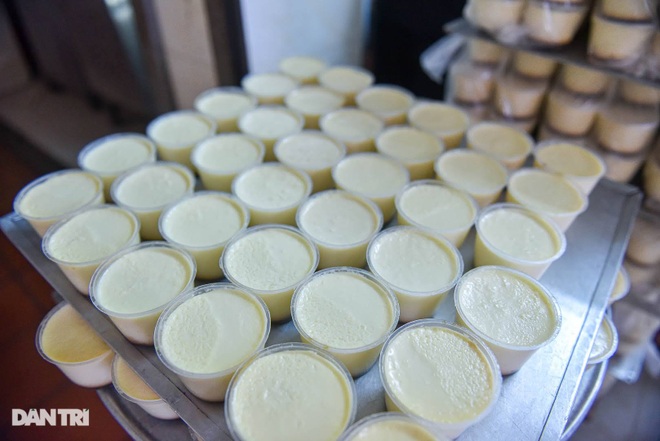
1,178 -> 641,441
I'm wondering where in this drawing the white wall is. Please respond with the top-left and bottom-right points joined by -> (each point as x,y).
240,0 -> 372,73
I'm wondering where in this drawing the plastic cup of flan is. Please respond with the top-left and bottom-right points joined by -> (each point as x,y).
464,0 -> 526,34
506,168 -> 588,232
558,63 -> 610,96
274,131 -> 346,192
587,314 -> 619,366
493,74 -> 548,119
356,84 -> 416,126
89,242 -> 196,344
221,225 -> 319,322
332,152 -> 410,221
225,342 -> 357,441
238,106 -> 304,161
112,356 -> 178,420
339,412 -> 443,441
395,180 -> 479,248
111,161 -> 195,240
232,163 -> 312,226
367,226 -> 464,322
320,108 -> 385,154
375,126 -> 445,180
42,204 -> 141,294
36,302 -> 114,387
296,190 -> 383,269
474,203 -> 566,279
609,267 -> 631,305
408,101 -> 470,149
454,265 -> 562,374
593,103 -> 659,155
434,149 -> 509,207
318,65 -> 375,105
194,86 -> 258,132
522,1 -> 588,46
533,140 -> 606,195
467,37 -> 506,65
291,267 -> 399,376
146,110 -> 216,170
241,72 -> 299,105
379,319 -> 501,439
588,12 -> 655,66
191,134 -> 265,192
154,282 -> 270,401
466,121 -> 534,170
284,86 -> 345,129
543,89 -> 599,138
512,51 -> 558,80
278,55 -> 327,84
159,191 -> 250,280
78,133 -> 156,201
14,169 -> 104,237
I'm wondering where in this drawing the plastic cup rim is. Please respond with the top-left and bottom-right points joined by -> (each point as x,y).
331,152 -> 411,200
191,133 -> 266,177
274,130 -> 347,172
146,110 -> 217,149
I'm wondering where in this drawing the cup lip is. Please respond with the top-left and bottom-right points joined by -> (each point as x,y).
237,105 -> 305,140
355,84 -> 416,119
154,282 -> 271,379
110,161 -> 195,212
466,121 -> 535,162
290,267 -> 400,355
220,224 -> 320,295
278,55 -> 328,80
274,130 -> 348,172
77,132 -> 157,177
507,168 -> 589,218
191,133 -> 266,176
379,319 -> 502,429
36,301 -> 114,367
338,411 -> 443,441
319,108 -> 386,142
587,313 -> 619,365
284,85 -> 346,116
225,342 -> 358,441
318,64 -> 375,93
475,202 -> 567,265
454,265 -> 563,351
231,163 -> 313,214
434,148 -> 509,197
375,125 -> 446,165
609,266 -> 631,304
367,225 -> 465,297
407,100 -> 470,138
193,86 -> 258,120
240,71 -> 301,99
111,355 -> 163,404
41,204 -> 141,267
13,169 -> 104,222
89,241 -> 197,318
158,190 -> 250,251
533,139 -> 606,180
146,110 -> 217,149
331,152 -> 411,199
295,189 -> 384,249
395,179 -> 480,235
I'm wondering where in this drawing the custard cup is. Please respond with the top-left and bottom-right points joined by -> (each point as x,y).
193,86 -> 258,132
356,84 -> 416,126
587,314 -> 619,366
339,412 -> 444,441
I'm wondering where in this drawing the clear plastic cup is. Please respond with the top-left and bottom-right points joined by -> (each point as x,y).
375,126 -> 445,180
320,108 -> 385,154
466,121 -> 534,170
284,86 -> 345,129
454,266 -> 562,374
36,302 -> 114,387
396,180 -> 479,248
291,267 -> 399,376
154,282 -> 271,401
78,133 -> 157,201
587,314 -> 619,366
274,131 -> 346,192
609,266 -> 631,305
193,86 -> 258,132
191,133 -> 265,192
464,0 -> 526,34
241,72 -> 300,105
238,106 -> 305,161
225,342 -> 357,441
232,163 -> 313,226
367,226 -> 464,322
89,242 -> 196,345
278,56 -> 327,84
356,84 -> 416,126
159,191 -> 250,280
112,356 -> 178,420
339,412 -> 445,441
146,110 -> 217,170
474,203 -> 567,279
221,225 -> 319,322
505,168 -> 589,232
296,189 -> 383,269
13,169 -> 104,237
111,161 -> 195,240
380,319 -> 502,439
408,101 -> 470,149
318,65 -> 375,105
42,204 -> 141,294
